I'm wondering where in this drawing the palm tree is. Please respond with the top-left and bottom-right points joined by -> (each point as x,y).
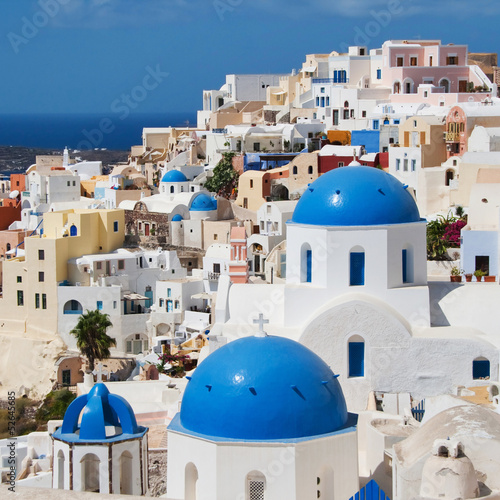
70,309 -> 116,373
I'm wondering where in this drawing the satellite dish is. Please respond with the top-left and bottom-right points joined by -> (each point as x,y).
9,190 -> 19,199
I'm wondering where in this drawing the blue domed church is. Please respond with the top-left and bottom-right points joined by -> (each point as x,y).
211,165 -> 497,412
166,333 -> 359,500
51,383 -> 148,495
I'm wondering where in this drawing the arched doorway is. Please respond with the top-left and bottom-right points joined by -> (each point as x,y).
185,462 -> 198,500
57,450 -> 65,489
81,453 -> 101,492
120,451 -> 133,494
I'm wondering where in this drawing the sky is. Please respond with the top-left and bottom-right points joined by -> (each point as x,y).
0,0 -> 499,116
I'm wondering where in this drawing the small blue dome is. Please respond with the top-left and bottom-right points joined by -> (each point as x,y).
179,336 -> 348,440
53,383 -> 147,443
292,166 -> 420,226
190,193 -> 217,212
161,169 -> 188,183
171,214 -> 183,222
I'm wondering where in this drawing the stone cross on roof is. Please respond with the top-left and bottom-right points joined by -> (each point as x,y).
92,362 -> 108,383
253,313 -> 269,337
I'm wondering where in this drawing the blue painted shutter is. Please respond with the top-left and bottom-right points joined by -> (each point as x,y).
473,359 -> 490,379
402,249 -> 408,283
349,342 -> 365,377
306,250 -> 312,283
350,252 -> 365,286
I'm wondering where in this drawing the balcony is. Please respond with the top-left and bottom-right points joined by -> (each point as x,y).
206,272 -> 220,281
312,78 -> 349,84
212,128 -> 228,134
446,132 -> 460,142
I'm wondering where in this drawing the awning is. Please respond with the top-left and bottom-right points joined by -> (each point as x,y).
191,292 -> 213,300
301,66 -> 316,73
272,90 -> 287,95
123,293 -> 149,301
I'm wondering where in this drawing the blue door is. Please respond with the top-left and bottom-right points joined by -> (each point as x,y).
350,252 -> 365,286
349,342 -> 365,377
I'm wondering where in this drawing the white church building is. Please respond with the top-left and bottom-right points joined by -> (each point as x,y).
167,332 -> 359,500
211,165 -> 499,411
51,383 -> 148,495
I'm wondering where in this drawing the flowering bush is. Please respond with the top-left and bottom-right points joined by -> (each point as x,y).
443,219 -> 467,247
155,348 -> 190,377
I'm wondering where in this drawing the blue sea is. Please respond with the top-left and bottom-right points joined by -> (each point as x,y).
0,112 -> 198,151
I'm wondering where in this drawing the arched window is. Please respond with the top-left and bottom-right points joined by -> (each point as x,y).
170,186 -> 174,194
120,451 -> 133,494
292,165 -> 298,175
402,246 -> 414,284
246,471 -> 266,500
185,463 -> 198,500
344,101 -> 349,108
70,225 -> 77,237
440,78 -> 450,93
445,169 -> 454,186
350,247 -> 365,286
300,243 -> 312,283
348,335 -> 365,378
393,81 -> 401,94
308,165 -> 313,175
81,453 -> 100,492
57,450 -> 65,489
473,357 -> 490,379
63,300 -> 83,314
6,243 -> 10,252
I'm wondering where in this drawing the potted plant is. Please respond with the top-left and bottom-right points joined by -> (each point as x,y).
464,273 -> 473,282
484,274 -> 496,283
474,269 -> 485,282
450,266 -> 462,282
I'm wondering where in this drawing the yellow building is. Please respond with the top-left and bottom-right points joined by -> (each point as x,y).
0,209 -> 125,338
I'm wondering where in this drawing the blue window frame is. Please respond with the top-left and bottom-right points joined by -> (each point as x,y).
349,342 -> 365,377
333,70 -> 338,83
70,225 -> 77,236
321,97 -> 325,107
97,301 -> 103,310
316,97 -> 320,106
350,252 -> 365,286
326,96 -> 330,106
393,119 -> 400,125
167,300 -> 173,313
377,69 -> 382,80
113,221 -> 119,232
373,120 -> 380,130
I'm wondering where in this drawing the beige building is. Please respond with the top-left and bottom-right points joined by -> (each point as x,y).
235,170 -> 271,211
0,209 -> 125,338
286,152 -> 320,197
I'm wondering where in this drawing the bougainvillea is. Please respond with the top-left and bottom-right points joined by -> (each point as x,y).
443,219 -> 467,247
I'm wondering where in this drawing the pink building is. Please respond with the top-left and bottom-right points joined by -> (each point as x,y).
228,226 -> 249,284
445,101 -> 500,158
381,40 -> 494,106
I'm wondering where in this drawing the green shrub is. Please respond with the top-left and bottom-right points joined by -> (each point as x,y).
35,390 -> 76,423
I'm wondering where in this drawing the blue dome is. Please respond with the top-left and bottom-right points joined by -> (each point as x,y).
190,193 -> 217,212
161,169 -> 188,183
292,166 -> 420,226
171,214 -> 183,222
179,336 -> 348,440
53,383 -> 147,443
